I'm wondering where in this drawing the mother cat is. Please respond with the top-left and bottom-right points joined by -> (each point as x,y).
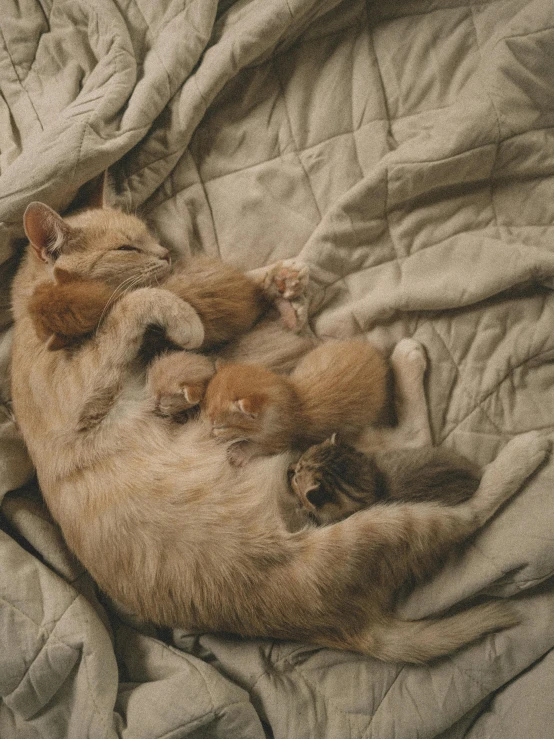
10,192 -> 548,663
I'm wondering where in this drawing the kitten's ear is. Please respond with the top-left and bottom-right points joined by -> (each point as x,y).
24,203 -> 73,263
70,171 -> 108,211
234,395 -> 265,418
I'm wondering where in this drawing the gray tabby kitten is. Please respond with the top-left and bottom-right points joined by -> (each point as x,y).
289,435 -> 481,525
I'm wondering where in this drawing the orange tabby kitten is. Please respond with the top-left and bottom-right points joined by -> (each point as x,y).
10,194 -> 548,662
203,340 -> 389,465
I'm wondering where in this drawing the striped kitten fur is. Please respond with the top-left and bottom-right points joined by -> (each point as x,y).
289,435 -> 481,526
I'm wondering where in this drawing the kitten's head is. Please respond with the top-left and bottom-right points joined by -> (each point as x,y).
203,363 -> 292,444
289,435 -> 382,525
23,201 -> 171,289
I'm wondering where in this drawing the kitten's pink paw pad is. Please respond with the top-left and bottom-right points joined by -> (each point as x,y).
261,260 -> 311,332
262,260 -> 310,300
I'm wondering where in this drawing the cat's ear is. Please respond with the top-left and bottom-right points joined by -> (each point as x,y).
24,203 -> 74,263
234,395 -> 265,418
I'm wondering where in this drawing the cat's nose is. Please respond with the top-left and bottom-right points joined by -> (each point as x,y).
160,248 -> 171,263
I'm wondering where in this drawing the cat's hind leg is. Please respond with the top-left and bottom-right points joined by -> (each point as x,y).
224,433 -> 546,660
390,338 -> 432,447
354,431 -> 550,661
357,337 -> 432,452
381,431 -> 549,590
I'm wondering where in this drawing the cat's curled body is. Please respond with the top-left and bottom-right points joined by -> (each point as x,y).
11,200 -> 550,663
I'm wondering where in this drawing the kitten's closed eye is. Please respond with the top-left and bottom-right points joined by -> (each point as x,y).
117,244 -> 140,252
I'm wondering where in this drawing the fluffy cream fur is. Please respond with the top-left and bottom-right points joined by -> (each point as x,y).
10,201 -> 548,662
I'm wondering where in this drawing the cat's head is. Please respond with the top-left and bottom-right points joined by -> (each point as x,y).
203,363 -> 293,444
23,201 -> 171,289
289,435 -> 381,525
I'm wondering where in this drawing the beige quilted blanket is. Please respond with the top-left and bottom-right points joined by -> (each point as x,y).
1,1 -> 554,737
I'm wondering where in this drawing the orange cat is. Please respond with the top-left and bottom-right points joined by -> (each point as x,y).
25,200 -> 268,351
204,340 -> 389,465
10,189 -> 548,663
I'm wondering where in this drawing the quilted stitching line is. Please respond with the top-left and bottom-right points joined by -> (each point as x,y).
132,20 -> 393,188
441,345 -> 554,443
369,0 -> 505,22
128,0 -> 194,94
3,581 -> 114,735
119,622 -> 257,734
360,665 -> 407,738
146,120 -> 388,204
131,77 -> 548,193
0,24 -> 43,133
0,594 -> 42,628
511,570 -> 554,590
190,153 -> 223,257
467,1 -> 503,244
148,114 -> 554,205
366,16 -> 394,139
424,320 -> 505,443
250,651 -> 399,729
271,56 -> 323,221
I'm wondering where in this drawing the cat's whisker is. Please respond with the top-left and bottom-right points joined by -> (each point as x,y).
97,274 -> 143,328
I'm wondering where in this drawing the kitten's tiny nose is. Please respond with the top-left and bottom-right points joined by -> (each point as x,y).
161,249 -> 171,263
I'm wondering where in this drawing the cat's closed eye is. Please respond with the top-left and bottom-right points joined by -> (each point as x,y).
116,244 -> 140,252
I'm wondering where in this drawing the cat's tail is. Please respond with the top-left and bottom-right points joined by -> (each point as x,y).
367,602 -> 519,663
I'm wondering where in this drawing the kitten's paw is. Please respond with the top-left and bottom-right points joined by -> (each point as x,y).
149,352 -> 214,417
273,262 -> 310,333
156,384 -> 205,417
391,338 -> 427,376
262,259 -> 310,301
227,441 -> 256,467
252,259 -> 311,332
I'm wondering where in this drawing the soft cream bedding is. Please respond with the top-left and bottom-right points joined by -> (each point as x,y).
1,1 -> 554,736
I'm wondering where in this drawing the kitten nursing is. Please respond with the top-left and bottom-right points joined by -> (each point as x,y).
290,436 -> 481,526
203,341 -> 388,466
10,180 -> 549,663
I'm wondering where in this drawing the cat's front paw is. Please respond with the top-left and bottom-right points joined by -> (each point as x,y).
164,301 -> 205,350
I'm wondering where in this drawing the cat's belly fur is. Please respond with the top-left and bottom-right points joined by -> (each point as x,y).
34,410 -> 304,626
